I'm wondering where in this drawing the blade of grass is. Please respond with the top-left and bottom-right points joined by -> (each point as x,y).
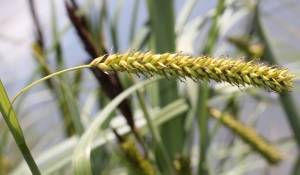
0,122 -> 9,173
147,0 -> 175,52
146,1 -> 185,173
158,78 -> 185,164
254,5 -> 300,145
9,136 -> 78,175
51,0 -> 83,136
130,21 -> 151,50
12,91 -> 187,175
147,99 -> 188,130
198,0 -> 224,174
101,154 -> 119,175
136,90 -> 176,175
175,0 -> 198,34
72,78 -> 160,175
0,80 -> 41,175
197,82 -> 209,175
110,0 -> 125,52
293,156 -> 300,175
129,0 -> 140,42
254,5 -> 300,174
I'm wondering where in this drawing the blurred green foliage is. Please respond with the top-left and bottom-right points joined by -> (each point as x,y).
0,0 -> 300,175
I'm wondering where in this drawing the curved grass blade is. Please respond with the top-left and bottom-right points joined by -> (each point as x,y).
175,0 -> 198,34
0,80 -> 41,175
136,90 -> 176,174
130,24 -> 151,50
12,92 -> 187,175
72,78 -> 160,175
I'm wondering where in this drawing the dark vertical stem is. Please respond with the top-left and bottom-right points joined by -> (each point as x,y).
65,2 -> 149,158
28,0 -> 44,48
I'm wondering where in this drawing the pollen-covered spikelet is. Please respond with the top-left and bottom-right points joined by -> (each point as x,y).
209,108 -> 282,164
90,50 -> 295,93
119,141 -> 155,175
173,154 -> 192,175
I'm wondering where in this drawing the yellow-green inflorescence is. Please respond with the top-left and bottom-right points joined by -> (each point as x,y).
209,108 -> 282,164
90,50 -> 295,93
120,141 -> 156,175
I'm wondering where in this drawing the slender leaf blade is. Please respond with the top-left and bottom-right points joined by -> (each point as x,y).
147,1 -> 185,174
0,80 -> 41,175
254,4 -> 300,149
72,78 -> 159,175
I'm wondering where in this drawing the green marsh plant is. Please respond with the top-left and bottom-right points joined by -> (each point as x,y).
1,1 -> 299,174
6,51 -> 294,174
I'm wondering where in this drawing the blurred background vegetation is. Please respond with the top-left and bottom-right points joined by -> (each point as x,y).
0,0 -> 300,174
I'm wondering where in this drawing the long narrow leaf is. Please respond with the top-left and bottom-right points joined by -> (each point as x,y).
11,94 -> 188,175
0,80 -> 41,175
146,1 -> 185,174
136,90 -> 175,174
72,78 -> 159,175
254,4 -> 300,145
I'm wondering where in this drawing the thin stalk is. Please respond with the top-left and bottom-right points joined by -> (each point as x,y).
198,0 -> 224,174
209,108 -> 227,141
129,0 -> 140,42
111,0 -> 124,52
136,90 -> 176,175
209,97 -> 235,141
197,82 -> 209,175
12,65 -> 91,104
32,48 -> 85,135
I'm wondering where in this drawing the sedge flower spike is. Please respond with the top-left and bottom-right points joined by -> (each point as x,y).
209,108 -> 282,164
90,50 -> 295,93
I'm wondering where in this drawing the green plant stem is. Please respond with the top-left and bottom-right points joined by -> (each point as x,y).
129,0 -> 140,41
136,90 -> 176,175
198,0 -> 224,174
197,82 -> 209,175
11,65 -> 91,104
209,108 -> 226,141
